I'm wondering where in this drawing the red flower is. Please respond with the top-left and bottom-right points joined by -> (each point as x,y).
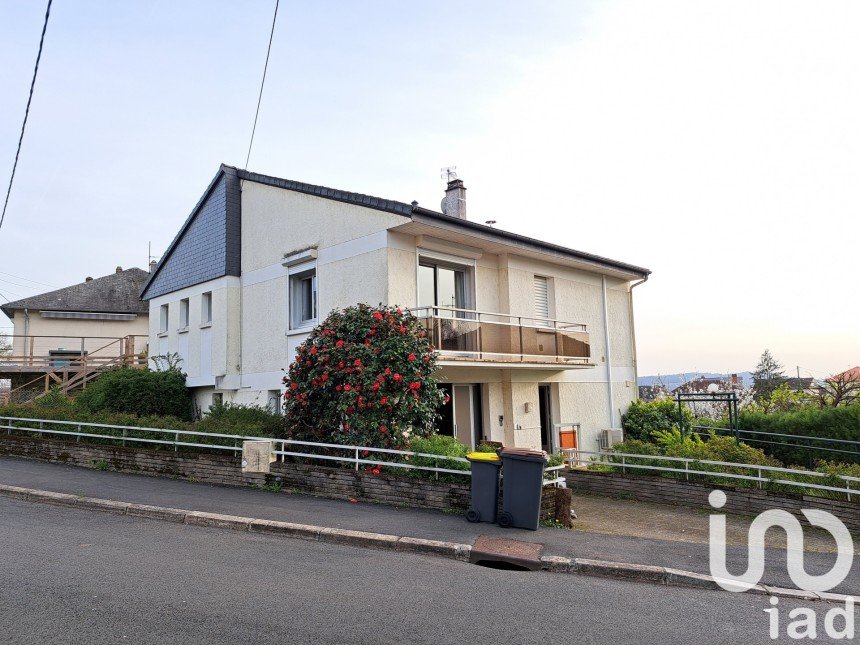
393,373 -> 403,382
418,331 -> 426,338
364,339 -> 371,346
343,384 -> 352,392
398,325 -> 407,334
335,340 -> 345,348
379,425 -> 388,433
290,382 -> 299,390
354,359 -> 362,367
338,361 -> 345,369
379,397 -> 388,406
443,395 -> 451,405
384,367 -> 391,376
372,467 -> 381,475
371,382 -> 380,391
362,449 -> 369,457
335,385 -> 343,392
409,381 -> 421,391
372,311 -> 384,320
407,353 -> 416,361
310,346 -> 318,355
395,308 -> 402,314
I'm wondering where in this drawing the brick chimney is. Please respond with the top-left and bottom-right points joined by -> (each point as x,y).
441,178 -> 467,220
149,260 -> 157,273
115,266 -> 123,273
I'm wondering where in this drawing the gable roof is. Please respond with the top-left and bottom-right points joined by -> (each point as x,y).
1,268 -> 150,319
143,164 -> 650,300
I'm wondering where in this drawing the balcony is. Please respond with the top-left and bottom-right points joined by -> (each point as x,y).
410,307 -> 591,367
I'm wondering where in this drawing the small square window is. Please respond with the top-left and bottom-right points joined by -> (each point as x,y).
179,299 -> 189,328
290,269 -> 317,329
201,292 -> 212,324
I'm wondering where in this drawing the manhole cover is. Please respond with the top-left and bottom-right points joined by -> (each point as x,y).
470,535 -> 544,571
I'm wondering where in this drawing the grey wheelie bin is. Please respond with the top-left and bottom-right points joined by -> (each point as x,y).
465,452 -> 502,523
497,448 -> 547,530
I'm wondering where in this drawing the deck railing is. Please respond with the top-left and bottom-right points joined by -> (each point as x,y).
0,335 -> 148,370
409,306 -> 590,365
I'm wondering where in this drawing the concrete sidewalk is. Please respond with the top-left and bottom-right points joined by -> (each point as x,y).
1,456 -> 857,594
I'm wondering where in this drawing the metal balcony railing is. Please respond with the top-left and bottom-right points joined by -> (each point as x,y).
409,306 -> 591,365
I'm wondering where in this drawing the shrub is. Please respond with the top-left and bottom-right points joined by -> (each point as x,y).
75,367 -> 193,420
402,434 -> 470,480
738,404 -> 860,466
284,304 -> 446,450
621,399 -> 691,441
196,402 -> 284,438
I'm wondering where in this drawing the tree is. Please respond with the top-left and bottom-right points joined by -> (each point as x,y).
815,369 -> 860,408
283,304 -> 447,449
752,349 -> 786,401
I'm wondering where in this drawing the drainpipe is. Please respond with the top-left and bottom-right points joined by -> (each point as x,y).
601,276 -> 615,428
628,275 -> 648,399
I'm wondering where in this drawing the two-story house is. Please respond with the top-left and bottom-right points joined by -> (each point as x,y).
141,165 -> 650,452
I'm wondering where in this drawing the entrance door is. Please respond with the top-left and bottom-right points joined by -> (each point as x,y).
453,385 -> 475,448
436,383 -> 482,449
539,384 -> 553,453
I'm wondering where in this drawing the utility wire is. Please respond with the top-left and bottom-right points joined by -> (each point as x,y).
243,0 -> 280,171
0,0 -> 53,234
0,270 -> 56,288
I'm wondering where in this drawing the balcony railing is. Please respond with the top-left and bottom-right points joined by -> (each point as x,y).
409,306 -> 591,366
0,335 -> 148,371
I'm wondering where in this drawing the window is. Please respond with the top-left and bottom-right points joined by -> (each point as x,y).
201,292 -> 212,325
418,260 -> 471,317
534,275 -> 550,325
290,267 -> 317,329
159,304 -> 169,333
179,298 -> 189,328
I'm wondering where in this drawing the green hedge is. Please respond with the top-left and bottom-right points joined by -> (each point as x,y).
75,368 -> 193,421
737,405 -> 860,467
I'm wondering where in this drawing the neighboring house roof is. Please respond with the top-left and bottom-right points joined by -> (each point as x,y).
783,377 -> 816,390
142,164 -> 651,299
828,367 -> 860,382
1,268 -> 150,319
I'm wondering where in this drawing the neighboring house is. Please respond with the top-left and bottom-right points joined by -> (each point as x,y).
0,267 -> 150,398
141,165 -> 650,452
638,384 -> 669,402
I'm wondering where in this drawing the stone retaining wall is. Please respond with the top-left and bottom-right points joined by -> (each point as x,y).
565,468 -> 860,531
0,435 -> 561,521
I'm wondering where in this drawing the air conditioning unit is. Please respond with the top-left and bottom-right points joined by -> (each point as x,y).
598,428 -> 624,450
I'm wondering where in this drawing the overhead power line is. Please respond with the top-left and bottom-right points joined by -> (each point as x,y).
244,0 -> 280,171
0,0 -> 54,235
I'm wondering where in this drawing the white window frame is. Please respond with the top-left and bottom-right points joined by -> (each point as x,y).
159,304 -> 169,333
416,250 -> 476,314
179,298 -> 190,330
288,260 -> 318,330
201,292 -> 212,326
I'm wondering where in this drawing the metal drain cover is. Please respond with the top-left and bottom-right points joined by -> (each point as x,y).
470,535 -> 544,571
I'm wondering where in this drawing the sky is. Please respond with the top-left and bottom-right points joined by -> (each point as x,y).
0,0 -> 857,378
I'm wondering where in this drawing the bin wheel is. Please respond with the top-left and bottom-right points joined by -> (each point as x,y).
498,511 -> 514,528
466,508 -> 481,523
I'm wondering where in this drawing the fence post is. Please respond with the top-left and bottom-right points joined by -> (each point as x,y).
77,423 -> 81,442
174,432 -> 179,452
122,428 -> 126,448
39,420 -> 43,439
355,447 -> 359,471
621,455 -> 626,475
684,461 -> 689,481
435,458 -> 439,481
847,479 -> 852,503
758,467 -> 763,489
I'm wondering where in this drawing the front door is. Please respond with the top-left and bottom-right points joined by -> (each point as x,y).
436,383 -> 482,449
539,384 -> 552,452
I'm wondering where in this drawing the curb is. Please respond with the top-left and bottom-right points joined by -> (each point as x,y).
1,484 -> 851,603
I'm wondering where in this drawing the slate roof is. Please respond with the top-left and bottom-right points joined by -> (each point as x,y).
142,164 -> 650,299
236,166 -> 651,279
1,268 -> 150,319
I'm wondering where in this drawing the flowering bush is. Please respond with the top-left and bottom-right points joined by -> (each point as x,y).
283,304 -> 447,449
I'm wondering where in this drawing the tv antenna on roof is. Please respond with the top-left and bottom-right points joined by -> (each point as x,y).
441,166 -> 458,182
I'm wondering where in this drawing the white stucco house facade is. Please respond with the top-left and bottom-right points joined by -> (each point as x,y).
141,165 -> 650,452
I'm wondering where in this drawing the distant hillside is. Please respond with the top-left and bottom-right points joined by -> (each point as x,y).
638,372 -> 753,390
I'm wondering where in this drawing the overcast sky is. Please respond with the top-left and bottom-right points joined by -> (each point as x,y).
1,1 -> 857,378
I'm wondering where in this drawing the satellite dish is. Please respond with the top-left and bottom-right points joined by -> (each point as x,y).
707,383 -> 720,393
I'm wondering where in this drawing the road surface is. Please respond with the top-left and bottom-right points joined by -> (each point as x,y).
0,497 -> 817,644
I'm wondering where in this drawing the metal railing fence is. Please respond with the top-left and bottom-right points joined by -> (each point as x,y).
564,448 -> 860,501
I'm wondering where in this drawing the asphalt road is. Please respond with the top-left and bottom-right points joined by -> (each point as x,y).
0,497 -> 824,644
1,456 -> 856,595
